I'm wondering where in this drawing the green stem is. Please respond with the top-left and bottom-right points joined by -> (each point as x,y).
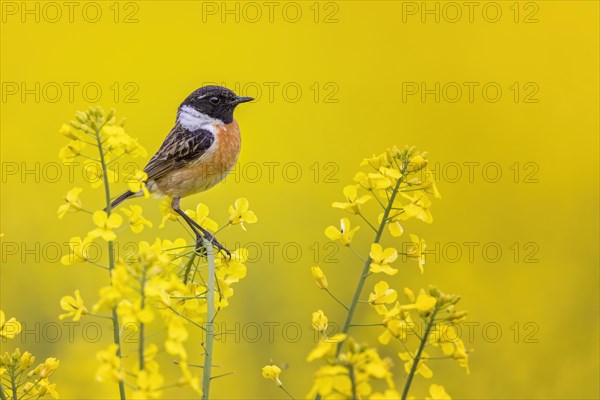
336,172 -> 405,355
0,383 -> 7,400
325,289 -> 349,311
15,376 -> 42,399
201,239 -> 216,400
9,369 -> 16,400
279,386 -> 296,400
358,212 -> 378,232
348,366 -> 357,400
95,124 -> 127,400
401,307 -> 438,400
183,251 -> 198,284
167,306 -> 207,332
139,266 -> 147,371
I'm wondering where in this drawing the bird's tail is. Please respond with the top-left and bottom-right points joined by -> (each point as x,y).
105,191 -> 136,211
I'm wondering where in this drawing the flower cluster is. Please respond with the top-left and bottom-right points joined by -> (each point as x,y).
382,286 -> 470,381
267,146 -> 466,399
0,311 -> 59,399
306,334 -> 395,398
57,108 -> 257,399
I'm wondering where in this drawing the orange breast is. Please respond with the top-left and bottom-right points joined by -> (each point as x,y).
156,120 -> 241,197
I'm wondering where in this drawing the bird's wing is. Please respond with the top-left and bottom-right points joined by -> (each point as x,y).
144,124 -> 215,181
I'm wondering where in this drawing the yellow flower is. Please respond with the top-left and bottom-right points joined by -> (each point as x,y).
381,210 -> 404,237
379,319 -> 408,344
399,192 -> 433,223
30,357 -> 60,379
126,170 -> 150,198
423,170 -> 442,199
61,236 -> 93,265
427,384 -> 451,400
19,351 -> 35,371
361,152 -> 392,170
134,369 -> 164,399
37,379 -> 59,399
59,123 -> 80,140
306,365 -> 352,398
429,324 -> 458,353
159,197 -> 179,228
96,344 -> 123,382
165,317 -> 188,359
121,205 -> 153,233
370,243 -> 398,275
59,139 -> 85,162
261,364 -> 283,386
178,361 -> 202,395
414,293 -> 437,314
89,211 -> 123,241
84,161 -> 118,189
59,290 -> 87,321
186,203 -> 219,232
57,187 -> 83,219
311,310 -> 329,333
0,310 -> 21,339
39,358 -> 60,378
92,285 -> 122,313
407,154 -> 428,172
310,266 -> 328,289
388,219 -> 404,237
368,281 -> 398,315
354,171 -> 391,190
399,351 -> 433,378
118,299 -> 154,326
216,247 -> 249,283
434,337 -> 470,375
228,197 -> 257,229
379,166 -> 401,181
332,185 -> 372,214
401,289 -> 437,315
324,218 -> 359,246
306,333 -> 347,362
405,234 -> 427,273
102,125 -> 147,159
371,389 -> 402,399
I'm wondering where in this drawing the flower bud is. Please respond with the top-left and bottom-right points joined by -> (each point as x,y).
407,155 -> 428,172
106,109 -> 115,122
428,286 -> 441,298
19,351 -> 34,371
447,311 -> 468,321
75,111 -> 88,123
310,266 -> 328,289
59,124 -> 79,140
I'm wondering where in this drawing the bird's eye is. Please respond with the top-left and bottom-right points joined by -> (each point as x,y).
209,96 -> 220,105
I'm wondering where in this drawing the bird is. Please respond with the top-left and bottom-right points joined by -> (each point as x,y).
108,85 -> 253,254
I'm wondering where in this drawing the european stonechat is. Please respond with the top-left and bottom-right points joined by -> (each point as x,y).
109,85 -> 253,253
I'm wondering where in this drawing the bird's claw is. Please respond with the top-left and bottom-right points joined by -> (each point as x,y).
195,234 -> 231,260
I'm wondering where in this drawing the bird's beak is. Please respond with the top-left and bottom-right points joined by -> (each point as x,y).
232,96 -> 254,105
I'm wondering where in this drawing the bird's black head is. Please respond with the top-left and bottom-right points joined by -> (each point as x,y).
180,86 -> 253,124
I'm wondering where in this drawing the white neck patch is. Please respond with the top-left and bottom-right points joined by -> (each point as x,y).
177,105 -> 221,132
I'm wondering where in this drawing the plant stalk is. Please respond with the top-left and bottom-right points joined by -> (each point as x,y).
139,265 -> 147,371
95,124 -> 127,400
401,307 -> 438,400
336,173 -> 405,355
201,239 -> 216,400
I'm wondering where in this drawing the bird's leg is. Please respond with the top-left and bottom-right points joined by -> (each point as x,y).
171,197 -> 231,258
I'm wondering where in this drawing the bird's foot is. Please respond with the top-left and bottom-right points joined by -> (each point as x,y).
195,233 -> 231,260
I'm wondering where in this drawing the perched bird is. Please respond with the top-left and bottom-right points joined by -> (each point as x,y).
109,85 -> 253,253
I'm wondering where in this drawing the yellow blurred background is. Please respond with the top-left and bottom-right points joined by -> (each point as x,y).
1,1 -> 598,399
